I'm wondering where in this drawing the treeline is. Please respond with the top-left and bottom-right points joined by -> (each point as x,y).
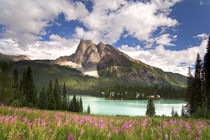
0,64 -> 85,113
93,84 -> 185,100
186,36 -> 210,118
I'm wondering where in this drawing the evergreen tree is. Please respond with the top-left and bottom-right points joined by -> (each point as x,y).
146,99 -> 155,117
39,87 -> 47,109
193,53 -> 202,110
79,96 -> 83,112
13,69 -> 19,99
53,79 -> 62,110
171,107 -> 175,117
203,36 -> 210,110
87,105 -> 91,114
186,67 -> 195,115
70,94 -> 80,112
62,83 -> 67,110
22,67 -> 36,107
181,105 -> 186,117
47,80 -> 56,110
0,61 -> 13,105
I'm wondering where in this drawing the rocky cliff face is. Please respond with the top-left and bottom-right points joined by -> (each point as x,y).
55,40 -> 186,87
55,40 -> 136,77
0,53 -> 30,61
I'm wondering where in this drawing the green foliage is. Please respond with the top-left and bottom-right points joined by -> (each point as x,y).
39,87 -> 47,109
10,99 -> 22,107
79,96 -> 83,112
186,43 -> 210,118
53,79 -> 62,110
203,36 -> 210,111
21,67 -> 36,106
69,95 -> 80,112
0,61 -> 14,105
62,83 -> 67,110
87,105 -> 91,114
47,80 -> 56,110
146,99 -> 155,117
0,105 -> 209,140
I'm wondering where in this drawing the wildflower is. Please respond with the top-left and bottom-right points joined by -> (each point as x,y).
17,133 -> 24,136
140,132 -> 143,136
48,128 -> 52,133
68,134 -> 74,140
80,128 -> 84,135
107,133 -> 111,138
165,135 -> 169,139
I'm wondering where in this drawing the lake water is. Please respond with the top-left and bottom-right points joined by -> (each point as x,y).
69,96 -> 187,116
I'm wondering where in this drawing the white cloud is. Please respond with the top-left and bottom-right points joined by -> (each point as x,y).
119,38 -> 208,76
0,0 -> 88,45
194,33 -> 209,40
75,0 -> 180,45
0,35 -> 79,59
155,34 -> 177,46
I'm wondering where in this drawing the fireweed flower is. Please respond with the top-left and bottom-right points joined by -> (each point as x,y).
80,128 -> 84,135
48,128 -> 52,133
68,134 -> 74,140
107,133 -> 111,138
17,133 -> 24,136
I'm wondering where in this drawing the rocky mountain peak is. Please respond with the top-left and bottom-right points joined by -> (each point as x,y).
55,40 -> 137,77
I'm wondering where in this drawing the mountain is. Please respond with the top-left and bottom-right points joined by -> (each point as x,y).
55,40 -> 186,87
0,53 -> 30,61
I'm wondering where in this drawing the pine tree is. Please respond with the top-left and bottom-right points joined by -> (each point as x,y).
87,105 -> 91,114
203,36 -> 210,110
146,99 -> 155,117
53,79 -> 62,110
13,69 -> 19,99
39,87 -> 47,109
171,107 -> 175,117
22,67 -> 36,107
79,96 -> 83,112
0,61 -> 13,105
70,94 -> 79,112
193,53 -> 202,111
186,67 -> 195,115
181,105 -> 186,117
62,83 -> 67,110
47,80 -> 56,110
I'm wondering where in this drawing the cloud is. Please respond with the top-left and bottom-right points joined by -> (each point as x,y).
75,0 -> 180,45
0,0 -> 88,45
119,38 -> 208,76
0,35 -> 79,59
194,33 -> 209,40
155,34 -> 177,46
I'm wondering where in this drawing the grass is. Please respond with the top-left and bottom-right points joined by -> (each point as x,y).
0,105 -> 209,140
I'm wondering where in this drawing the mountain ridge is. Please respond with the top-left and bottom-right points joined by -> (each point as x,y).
0,53 -> 30,61
54,40 -> 186,87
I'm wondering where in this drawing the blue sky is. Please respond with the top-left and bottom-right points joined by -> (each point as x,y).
0,0 -> 209,75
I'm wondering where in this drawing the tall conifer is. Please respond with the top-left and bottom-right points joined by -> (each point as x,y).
146,99 -> 155,117
203,36 -> 210,109
53,79 -> 62,110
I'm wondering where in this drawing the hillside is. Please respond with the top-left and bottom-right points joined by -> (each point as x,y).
55,40 -> 187,87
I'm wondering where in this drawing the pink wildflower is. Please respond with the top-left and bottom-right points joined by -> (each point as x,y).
48,128 -> 52,133
140,132 -> 143,136
107,133 -> 111,138
17,133 -> 24,136
165,135 -> 169,139
68,134 -> 74,140
80,128 -> 84,135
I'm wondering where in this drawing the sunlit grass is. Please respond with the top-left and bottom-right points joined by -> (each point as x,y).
0,105 -> 209,140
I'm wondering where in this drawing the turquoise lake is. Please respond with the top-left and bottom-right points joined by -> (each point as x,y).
69,96 -> 187,116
